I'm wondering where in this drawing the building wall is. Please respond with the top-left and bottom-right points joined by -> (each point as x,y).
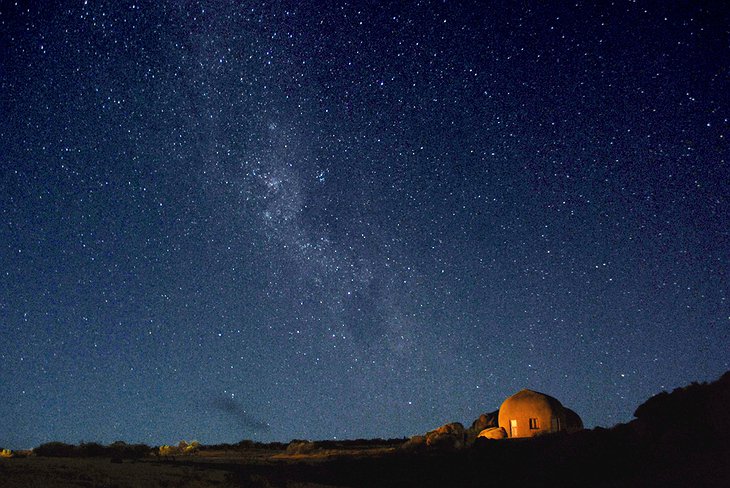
498,390 -> 568,438
564,407 -> 584,433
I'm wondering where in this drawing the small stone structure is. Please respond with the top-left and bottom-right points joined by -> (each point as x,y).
498,389 -> 583,438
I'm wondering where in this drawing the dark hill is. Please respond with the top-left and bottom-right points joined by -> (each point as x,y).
634,371 -> 730,442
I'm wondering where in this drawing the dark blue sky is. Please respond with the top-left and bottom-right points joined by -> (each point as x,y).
1,1 -> 728,448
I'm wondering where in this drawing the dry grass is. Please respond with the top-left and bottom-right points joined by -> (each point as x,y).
272,447 -> 397,461
0,457 -> 231,488
0,447 -> 376,488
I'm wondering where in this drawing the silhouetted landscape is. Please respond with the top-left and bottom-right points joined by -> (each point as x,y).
2,371 -> 728,487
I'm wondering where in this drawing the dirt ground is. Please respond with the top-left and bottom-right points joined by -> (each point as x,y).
0,448 -> 392,488
0,456 -> 233,488
2,443 -> 729,488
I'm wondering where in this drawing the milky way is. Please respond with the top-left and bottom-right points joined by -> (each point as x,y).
1,1 -> 728,448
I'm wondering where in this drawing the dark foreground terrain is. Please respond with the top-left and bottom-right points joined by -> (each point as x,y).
2,372 -> 729,487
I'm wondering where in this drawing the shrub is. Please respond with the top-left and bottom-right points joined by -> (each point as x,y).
183,440 -> 200,454
120,443 -> 152,459
33,441 -> 152,459
78,442 -> 106,457
157,440 -> 200,456
108,441 -> 138,459
34,442 -> 79,457
158,445 -> 178,457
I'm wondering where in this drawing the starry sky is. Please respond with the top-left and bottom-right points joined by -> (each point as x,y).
1,1 -> 728,449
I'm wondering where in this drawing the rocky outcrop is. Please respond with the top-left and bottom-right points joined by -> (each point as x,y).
404,411 -> 501,450
465,410 -> 499,445
401,435 -> 427,451
426,422 -> 465,449
403,389 -> 589,450
633,371 -> 730,440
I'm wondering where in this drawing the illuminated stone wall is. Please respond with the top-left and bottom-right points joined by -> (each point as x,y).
497,389 -> 572,438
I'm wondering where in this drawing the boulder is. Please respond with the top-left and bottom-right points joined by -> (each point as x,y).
401,435 -> 427,451
432,422 -> 465,436
470,411 -> 499,432
465,410 -> 499,445
285,440 -> 318,455
425,422 -> 465,449
477,427 -> 507,440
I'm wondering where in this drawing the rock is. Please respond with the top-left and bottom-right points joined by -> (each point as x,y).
477,427 -> 507,439
401,435 -> 427,451
465,410 -> 499,445
285,440 -> 318,455
433,422 -> 465,436
425,422 -> 465,449
470,411 -> 499,432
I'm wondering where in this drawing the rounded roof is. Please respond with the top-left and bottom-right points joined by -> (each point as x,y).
564,407 -> 584,431
499,389 -> 565,412
498,390 -> 567,433
497,389 -> 582,437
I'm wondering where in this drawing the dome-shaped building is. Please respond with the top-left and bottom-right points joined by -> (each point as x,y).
564,407 -> 584,433
498,389 -> 579,438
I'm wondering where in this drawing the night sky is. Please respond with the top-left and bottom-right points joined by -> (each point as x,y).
1,1 -> 728,449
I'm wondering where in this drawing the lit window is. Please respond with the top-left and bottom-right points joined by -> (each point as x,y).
529,418 -> 540,429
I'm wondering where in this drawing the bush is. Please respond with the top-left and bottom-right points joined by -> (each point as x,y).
157,441 -> 200,457
183,440 -> 200,454
106,441 -> 150,459
78,443 -> 106,457
33,441 -> 152,459
158,445 -> 178,457
117,443 -> 152,459
34,442 -> 79,457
